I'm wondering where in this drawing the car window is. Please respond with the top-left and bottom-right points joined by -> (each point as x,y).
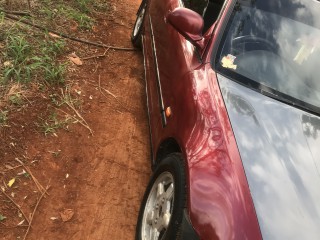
216,0 -> 320,113
181,0 -> 209,16
181,0 -> 225,33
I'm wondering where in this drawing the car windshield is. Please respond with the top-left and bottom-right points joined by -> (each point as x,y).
216,0 -> 320,112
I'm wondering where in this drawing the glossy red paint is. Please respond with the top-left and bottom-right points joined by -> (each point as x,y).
167,8 -> 205,49
141,0 -> 262,239
185,65 -> 262,239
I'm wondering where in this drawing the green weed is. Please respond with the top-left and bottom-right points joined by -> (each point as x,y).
3,35 -> 33,83
76,0 -> 93,13
6,36 -> 31,64
39,111 -> 71,136
2,34 -> 66,84
0,12 -> 4,23
39,7 -> 58,20
0,110 -> 8,126
9,93 -> 23,105
45,39 -> 66,56
43,62 -> 66,84
59,6 -> 94,29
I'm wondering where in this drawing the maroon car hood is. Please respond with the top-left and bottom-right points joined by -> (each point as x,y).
218,74 -> 320,240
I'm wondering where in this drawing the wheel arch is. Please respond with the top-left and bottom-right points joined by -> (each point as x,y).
155,137 -> 182,168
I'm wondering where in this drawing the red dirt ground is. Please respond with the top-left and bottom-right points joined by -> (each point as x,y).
0,0 -> 151,239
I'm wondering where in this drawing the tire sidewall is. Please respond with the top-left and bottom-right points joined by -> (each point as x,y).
131,1 -> 147,47
136,153 -> 186,240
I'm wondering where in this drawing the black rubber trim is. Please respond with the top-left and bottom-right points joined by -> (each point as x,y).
178,209 -> 200,240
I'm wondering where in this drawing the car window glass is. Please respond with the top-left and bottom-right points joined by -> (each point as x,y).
203,0 -> 225,33
216,0 -> 320,112
181,0 -> 208,15
181,0 -> 225,33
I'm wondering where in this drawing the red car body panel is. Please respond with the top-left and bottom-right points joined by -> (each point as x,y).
142,0 -> 262,239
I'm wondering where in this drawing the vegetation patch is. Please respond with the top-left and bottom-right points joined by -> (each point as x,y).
38,111 -> 72,136
1,32 -> 66,84
0,0 -> 110,131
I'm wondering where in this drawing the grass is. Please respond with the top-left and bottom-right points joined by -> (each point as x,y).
37,0 -> 109,30
2,34 -> 67,84
0,0 -> 110,131
0,110 -> 8,126
0,0 -> 102,85
66,8 -> 94,30
8,93 -> 23,105
39,111 -> 71,136
0,0 -> 110,84
39,86 -> 82,136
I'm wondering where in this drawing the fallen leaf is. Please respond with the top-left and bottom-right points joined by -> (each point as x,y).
48,32 -> 61,38
69,52 -> 78,58
75,89 -> 81,95
60,209 -> 74,222
17,169 -> 27,176
4,61 -> 13,67
0,214 -> 6,221
17,220 -> 25,226
92,25 -> 98,33
70,20 -> 78,32
5,165 -> 13,170
68,55 -> 83,66
7,178 -> 15,187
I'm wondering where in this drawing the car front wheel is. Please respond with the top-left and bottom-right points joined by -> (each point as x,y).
131,1 -> 147,48
136,153 -> 186,240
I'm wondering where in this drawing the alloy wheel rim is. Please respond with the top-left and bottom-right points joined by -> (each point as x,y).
133,5 -> 146,38
141,172 -> 174,240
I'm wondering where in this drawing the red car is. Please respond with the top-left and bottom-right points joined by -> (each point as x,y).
132,0 -> 320,239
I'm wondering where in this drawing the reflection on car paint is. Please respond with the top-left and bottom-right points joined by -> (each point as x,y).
183,66 -> 261,240
218,74 -> 320,240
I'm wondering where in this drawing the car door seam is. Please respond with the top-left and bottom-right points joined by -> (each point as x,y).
148,14 -> 167,127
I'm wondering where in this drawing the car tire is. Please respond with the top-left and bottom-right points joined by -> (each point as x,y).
131,1 -> 147,48
136,153 -> 186,240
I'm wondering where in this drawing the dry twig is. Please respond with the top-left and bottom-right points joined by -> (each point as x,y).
60,89 -> 94,135
0,8 -> 31,16
82,48 -> 110,60
14,158 -> 49,196
1,189 -> 30,225
1,164 -> 23,173
98,75 -> 117,99
25,165 -> 49,196
87,80 -> 130,112
26,0 -> 31,10
0,225 -> 29,229
54,107 -> 93,135
4,14 -> 136,51
22,186 -> 50,240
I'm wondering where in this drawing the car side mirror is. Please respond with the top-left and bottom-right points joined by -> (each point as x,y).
167,8 -> 205,49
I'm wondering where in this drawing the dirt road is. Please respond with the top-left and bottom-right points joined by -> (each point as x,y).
1,0 -> 151,239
